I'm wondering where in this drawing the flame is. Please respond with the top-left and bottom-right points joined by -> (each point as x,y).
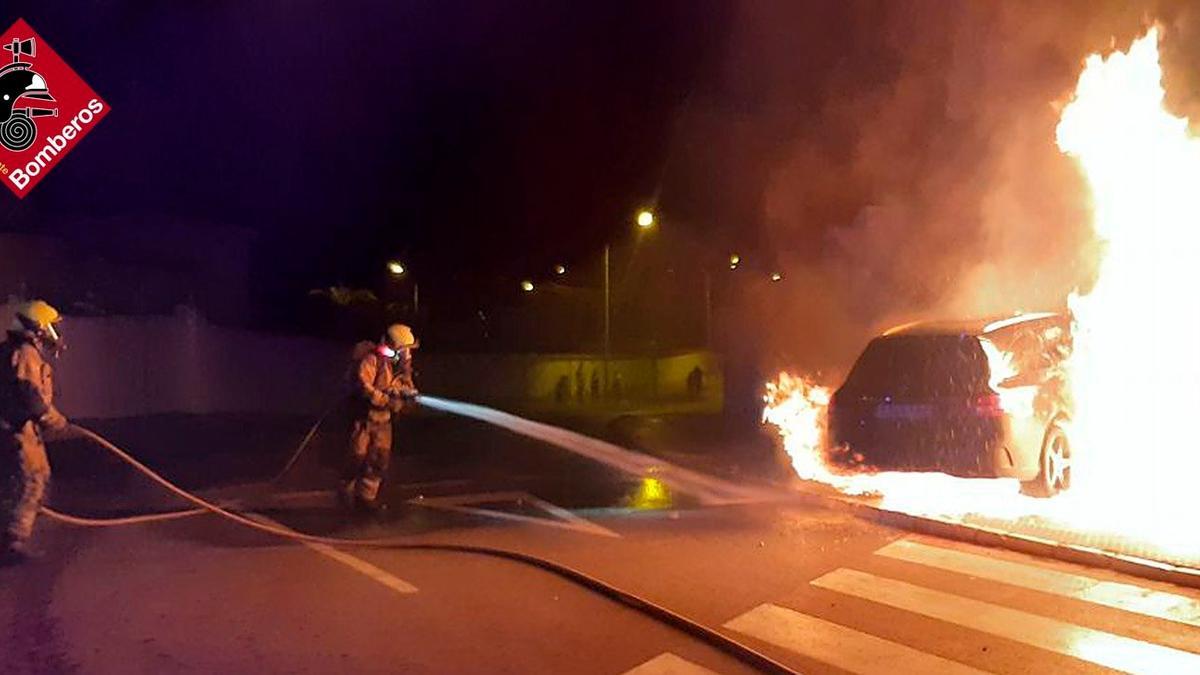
1055,27 -> 1200,538
761,28 -> 1200,559
761,373 -> 843,487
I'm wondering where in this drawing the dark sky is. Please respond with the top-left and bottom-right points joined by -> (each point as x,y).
4,1 -> 1200,365
1,1 -> 729,320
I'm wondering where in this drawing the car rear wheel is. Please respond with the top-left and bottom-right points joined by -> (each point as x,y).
1022,422 -> 1071,498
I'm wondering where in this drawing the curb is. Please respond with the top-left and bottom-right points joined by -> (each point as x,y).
779,488 -> 1200,590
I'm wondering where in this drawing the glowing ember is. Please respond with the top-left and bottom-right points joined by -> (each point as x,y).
762,28 -> 1200,559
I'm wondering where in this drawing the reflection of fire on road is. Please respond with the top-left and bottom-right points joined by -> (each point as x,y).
763,28 -> 1200,561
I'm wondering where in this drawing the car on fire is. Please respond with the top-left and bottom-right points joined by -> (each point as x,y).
827,312 -> 1073,496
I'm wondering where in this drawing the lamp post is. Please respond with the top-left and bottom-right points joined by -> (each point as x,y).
386,260 -> 418,315
603,209 -> 655,393
603,243 -> 611,368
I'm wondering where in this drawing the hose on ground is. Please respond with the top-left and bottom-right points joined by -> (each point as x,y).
41,505 -> 208,526
269,399 -> 341,484
44,399 -> 341,527
41,424 -> 799,675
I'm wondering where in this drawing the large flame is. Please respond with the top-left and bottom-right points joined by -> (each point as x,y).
763,28 -> 1200,558
1056,27 -> 1200,540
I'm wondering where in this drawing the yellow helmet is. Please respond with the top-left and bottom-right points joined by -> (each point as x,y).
10,300 -> 63,346
383,323 -> 418,350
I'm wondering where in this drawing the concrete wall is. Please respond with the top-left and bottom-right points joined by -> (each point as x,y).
51,309 -> 346,419
13,310 -> 722,419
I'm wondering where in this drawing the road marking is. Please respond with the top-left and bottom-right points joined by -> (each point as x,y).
621,652 -> 721,675
410,491 -> 620,538
812,568 -> 1200,674
877,538 -> 1200,628
724,603 -> 985,675
246,513 -> 418,595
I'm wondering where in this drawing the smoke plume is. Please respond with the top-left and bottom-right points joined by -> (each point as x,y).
676,0 -> 1200,378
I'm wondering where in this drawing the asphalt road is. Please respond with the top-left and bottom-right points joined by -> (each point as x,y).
4,411 -> 1200,674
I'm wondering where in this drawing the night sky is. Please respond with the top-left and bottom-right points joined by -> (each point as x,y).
0,1 -> 728,327
4,2 -> 1200,365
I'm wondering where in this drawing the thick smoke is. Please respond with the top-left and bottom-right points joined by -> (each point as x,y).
681,1 -> 1200,378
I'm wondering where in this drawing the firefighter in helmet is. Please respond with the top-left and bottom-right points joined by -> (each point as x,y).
1,300 -> 69,563
342,323 -> 418,511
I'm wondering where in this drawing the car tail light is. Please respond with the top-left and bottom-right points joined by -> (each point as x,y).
973,393 -> 1005,418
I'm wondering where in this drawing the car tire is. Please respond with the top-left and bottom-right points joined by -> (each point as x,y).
1022,421 -> 1071,498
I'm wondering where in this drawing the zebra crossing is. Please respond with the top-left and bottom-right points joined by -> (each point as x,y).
623,536 -> 1200,674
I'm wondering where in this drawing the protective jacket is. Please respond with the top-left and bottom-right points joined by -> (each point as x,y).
342,344 -> 414,507
0,334 -> 67,548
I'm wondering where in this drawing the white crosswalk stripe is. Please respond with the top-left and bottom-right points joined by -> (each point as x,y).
724,603 -> 986,675
620,653 -> 721,675
813,567 -> 1200,674
877,538 -> 1200,629
712,536 -> 1200,675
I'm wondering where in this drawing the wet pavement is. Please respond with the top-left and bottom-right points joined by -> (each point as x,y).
8,403 -> 1200,673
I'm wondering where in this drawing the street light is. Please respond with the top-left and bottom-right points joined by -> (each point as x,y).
729,253 -> 740,265
385,260 -> 418,313
520,280 -> 534,293
554,264 -> 567,276
605,209 -> 656,392
771,272 -> 783,282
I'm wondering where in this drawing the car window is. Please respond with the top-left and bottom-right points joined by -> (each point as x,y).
840,335 -> 990,399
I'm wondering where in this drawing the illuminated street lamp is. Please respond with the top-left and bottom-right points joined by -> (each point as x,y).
554,264 -> 567,276
385,260 -> 419,313
605,208 -> 656,389
771,272 -> 783,282
520,280 -> 535,293
729,253 -> 740,265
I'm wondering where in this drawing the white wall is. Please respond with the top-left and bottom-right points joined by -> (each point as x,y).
27,311 -> 722,419
52,311 -> 346,419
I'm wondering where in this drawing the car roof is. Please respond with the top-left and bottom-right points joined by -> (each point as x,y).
880,312 -> 1062,338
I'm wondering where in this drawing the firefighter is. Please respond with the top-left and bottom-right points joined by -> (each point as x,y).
0,300 -> 69,563
342,323 -> 418,512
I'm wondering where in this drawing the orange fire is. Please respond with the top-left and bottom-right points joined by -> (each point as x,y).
763,28 -> 1200,557
1055,26 -> 1200,548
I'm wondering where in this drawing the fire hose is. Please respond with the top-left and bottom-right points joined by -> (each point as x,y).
41,400 -> 339,528
37,419 -> 798,675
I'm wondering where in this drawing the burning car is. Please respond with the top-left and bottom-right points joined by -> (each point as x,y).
827,312 -> 1072,496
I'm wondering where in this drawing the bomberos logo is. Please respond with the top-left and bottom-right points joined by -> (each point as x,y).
0,18 -> 109,198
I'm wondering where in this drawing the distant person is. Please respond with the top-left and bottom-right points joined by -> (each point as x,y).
590,368 -> 601,400
574,363 -> 584,403
343,324 -> 418,513
554,374 -> 570,404
0,301 -> 69,564
687,365 -> 705,399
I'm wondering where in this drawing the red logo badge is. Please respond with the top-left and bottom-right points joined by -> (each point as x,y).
0,19 -> 109,198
